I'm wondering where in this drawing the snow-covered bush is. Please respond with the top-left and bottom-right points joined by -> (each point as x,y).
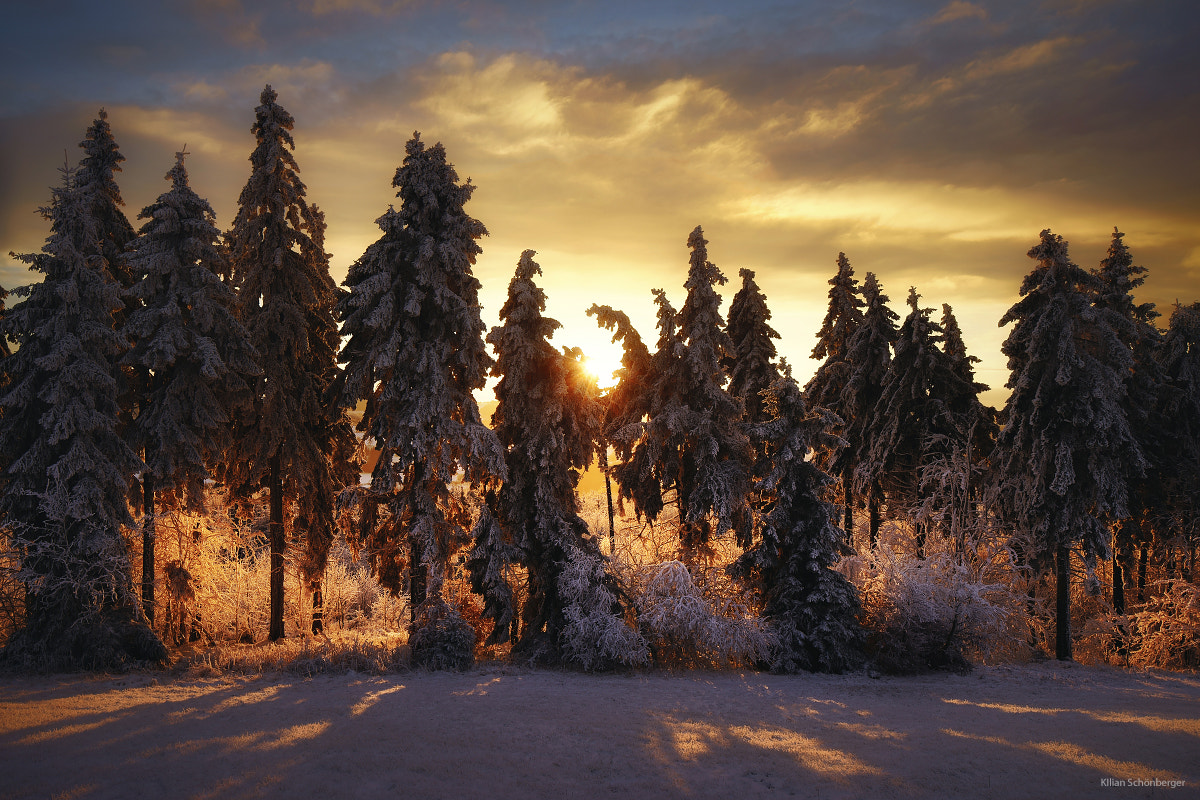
1126,580 -> 1200,669
408,596 -> 476,671
1080,580 -> 1200,670
853,536 -> 1024,673
558,546 -> 649,671
637,560 -> 773,668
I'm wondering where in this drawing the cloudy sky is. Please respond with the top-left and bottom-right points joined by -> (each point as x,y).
2,0 -> 1197,403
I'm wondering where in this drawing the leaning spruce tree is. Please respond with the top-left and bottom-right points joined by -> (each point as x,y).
122,150 -> 260,626
730,363 -> 863,673
338,132 -> 503,667
1,162 -> 165,668
224,86 -> 356,641
481,250 -> 615,662
992,229 -> 1142,660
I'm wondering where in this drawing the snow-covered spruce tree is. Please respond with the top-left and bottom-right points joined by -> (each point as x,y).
860,288 -> 978,555
76,109 -> 138,306
466,490 -> 517,646
483,250 -> 628,664
1092,229 -> 1167,611
724,268 -> 782,493
671,226 -> 753,554
804,253 -> 864,536
224,86 -> 356,641
992,229 -> 1143,660
338,132 -> 503,665
122,150 -> 260,626
926,303 -> 997,551
0,163 -> 165,668
730,363 -> 863,673
838,272 -> 898,548
587,302 -> 653,546
1157,302 -> 1200,584
601,228 -> 752,561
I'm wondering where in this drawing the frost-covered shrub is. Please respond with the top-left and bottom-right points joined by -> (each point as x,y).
637,560 -> 773,668
408,596 -> 476,671
558,546 -> 648,671
1129,581 -> 1200,669
854,540 -> 1022,674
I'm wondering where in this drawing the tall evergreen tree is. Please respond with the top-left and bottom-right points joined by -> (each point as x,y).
805,253 -> 864,536
1,163 -> 164,668
932,303 -> 997,550
338,132 -> 503,634
838,272 -> 898,547
587,302 -> 653,547
992,229 -> 1143,660
730,363 -> 863,673
480,250 -> 607,658
1157,301 -> 1200,584
602,227 -> 752,561
725,268 -> 781,426
76,109 -> 137,299
725,268 -> 782,494
861,288 -> 978,554
122,150 -> 260,625
224,86 -> 356,641
1091,229 -> 1165,611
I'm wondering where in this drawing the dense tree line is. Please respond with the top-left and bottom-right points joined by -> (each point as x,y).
0,90 -> 1196,671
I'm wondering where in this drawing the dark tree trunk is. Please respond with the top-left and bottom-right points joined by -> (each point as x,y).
1055,544 -> 1072,661
868,488 -> 881,551
601,446 -> 616,556
843,465 -> 855,547
142,472 -> 155,625
268,451 -> 286,642
408,462 -> 427,626
311,580 -> 324,635
1137,543 -> 1148,603
1112,550 -> 1125,615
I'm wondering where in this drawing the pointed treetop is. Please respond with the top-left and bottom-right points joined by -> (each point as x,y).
906,286 -> 921,312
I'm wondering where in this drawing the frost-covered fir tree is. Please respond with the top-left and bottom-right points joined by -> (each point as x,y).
480,251 -> 617,661
122,150 -> 260,624
992,230 -> 1143,660
0,163 -> 164,668
603,227 -> 752,561
1156,301 -> 1200,585
338,132 -> 503,654
1091,229 -> 1166,611
838,272 -> 898,547
224,86 -> 356,641
804,253 -> 864,536
76,109 -> 137,301
929,303 -> 997,550
730,363 -> 863,673
861,288 -> 980,555
725,268 -> 782,491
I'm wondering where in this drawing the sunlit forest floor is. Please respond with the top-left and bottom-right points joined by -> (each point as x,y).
1,661 -> 1196,799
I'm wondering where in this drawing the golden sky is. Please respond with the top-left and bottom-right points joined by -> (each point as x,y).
2,1 -> 1197,406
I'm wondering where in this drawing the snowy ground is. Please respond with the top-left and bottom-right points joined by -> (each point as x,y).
1,662 -> 1197,800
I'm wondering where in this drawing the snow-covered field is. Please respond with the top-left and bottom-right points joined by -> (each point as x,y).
1,662 -> 1196,799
